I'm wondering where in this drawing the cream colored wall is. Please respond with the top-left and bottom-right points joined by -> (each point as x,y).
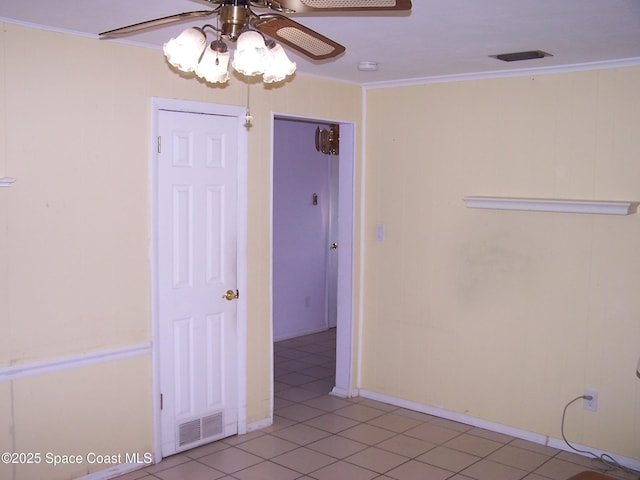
0,22 -> 361,479
11,357 -> 152,480
363,68 -> 640,461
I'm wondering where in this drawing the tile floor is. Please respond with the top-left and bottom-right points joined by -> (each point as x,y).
114,328 -> 638,480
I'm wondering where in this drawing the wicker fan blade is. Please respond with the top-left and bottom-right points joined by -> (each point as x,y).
99,10 -> 218,37
256,14 -> 345,60
269,0 -> 411,13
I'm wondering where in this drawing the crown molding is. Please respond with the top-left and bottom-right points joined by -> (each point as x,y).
363,57 -> 640,90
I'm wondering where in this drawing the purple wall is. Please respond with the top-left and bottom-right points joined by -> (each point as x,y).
273,118 -> 332,340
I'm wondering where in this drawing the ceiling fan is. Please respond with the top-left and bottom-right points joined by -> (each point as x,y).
100,0 -> 412,62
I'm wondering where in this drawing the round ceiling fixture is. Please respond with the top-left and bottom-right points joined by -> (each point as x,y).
357,61 -> 378,71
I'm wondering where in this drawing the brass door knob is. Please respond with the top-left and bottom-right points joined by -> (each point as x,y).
222,289 -> 239,301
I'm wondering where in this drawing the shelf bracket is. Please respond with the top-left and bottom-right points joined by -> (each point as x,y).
0,177 -> 16,188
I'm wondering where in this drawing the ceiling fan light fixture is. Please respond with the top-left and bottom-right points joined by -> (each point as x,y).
263,42 -> 296,83
195,40 -> 231,84
219,5 -> 250,40
163,27 -> 207,72
232,30 -> 269,76
102,0 -> 413,86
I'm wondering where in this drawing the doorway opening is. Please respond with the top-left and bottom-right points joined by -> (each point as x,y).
272,114 -> 355,401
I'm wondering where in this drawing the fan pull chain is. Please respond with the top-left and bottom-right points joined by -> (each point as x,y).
216,15 -> 221,66
244,82 -> 253,128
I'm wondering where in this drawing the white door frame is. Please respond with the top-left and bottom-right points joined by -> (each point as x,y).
271,113 -> 355,398
150,97 -> 249,462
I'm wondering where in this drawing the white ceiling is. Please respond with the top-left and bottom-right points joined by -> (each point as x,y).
1,0 -> 640,86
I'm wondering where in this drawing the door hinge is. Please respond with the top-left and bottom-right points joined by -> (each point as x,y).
157,136 -> 161,154
160,393 -> 163,410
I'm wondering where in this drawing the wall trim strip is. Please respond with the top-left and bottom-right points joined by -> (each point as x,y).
0,343 -> 152,382
359,389 -> 640,473
463,196 -> 635,215
0,177 -> 16,187
362,57 -> 640,90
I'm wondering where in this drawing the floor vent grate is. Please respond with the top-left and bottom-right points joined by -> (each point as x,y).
203,412 -> 223,439
177,412 -> 224,448
178,419 -> 201,447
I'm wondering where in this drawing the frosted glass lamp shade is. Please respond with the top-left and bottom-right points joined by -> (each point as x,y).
263,43 -> 296,83
232,31 -> 268,76
196,41 -> 230,83
163,28 -> 207,72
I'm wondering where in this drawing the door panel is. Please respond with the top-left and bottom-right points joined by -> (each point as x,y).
158,109 -> 238,457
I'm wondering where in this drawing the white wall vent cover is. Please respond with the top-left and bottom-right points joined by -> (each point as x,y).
177,412 -> 224,448
178,419 -> 201,447
203,412 -> 224,438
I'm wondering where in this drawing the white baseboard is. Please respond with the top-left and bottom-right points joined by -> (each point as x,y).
359,389 -> 640,473
330,386 -> 359,398
273,326 -> 330,342
246,417 -> 273,433
74,462 -> 146,480
330,386 -> 350,398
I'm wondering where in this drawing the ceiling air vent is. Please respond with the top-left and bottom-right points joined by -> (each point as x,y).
490,50 -> 552,62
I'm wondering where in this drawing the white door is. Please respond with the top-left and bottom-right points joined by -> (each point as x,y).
326,153 -> 339,329
157,109 -> 239,457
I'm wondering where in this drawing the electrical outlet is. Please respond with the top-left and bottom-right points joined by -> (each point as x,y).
583,390 -> 598,412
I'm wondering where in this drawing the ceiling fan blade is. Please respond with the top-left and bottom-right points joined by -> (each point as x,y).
256,15 -> 345,60
267,0 -> 411,13
99,10 -> 218,37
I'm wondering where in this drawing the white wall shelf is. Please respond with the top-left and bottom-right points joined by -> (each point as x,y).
463,196 -> 634,215
0,177 -> 16,187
